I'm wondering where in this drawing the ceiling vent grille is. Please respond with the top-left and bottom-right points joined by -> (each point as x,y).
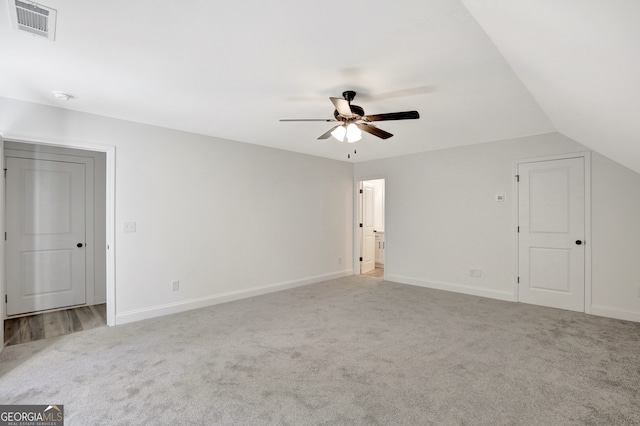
8,0 -> 57,41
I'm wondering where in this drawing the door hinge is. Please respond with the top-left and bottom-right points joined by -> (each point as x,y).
517,276 -> 520,283
359,223 -> 363,228
359,189 -> 363,194
3,168 -> 6,178
359,257 -> 363,262
515,174 -> 520,182
4,294 -> 7,303
517,226 -> 520,233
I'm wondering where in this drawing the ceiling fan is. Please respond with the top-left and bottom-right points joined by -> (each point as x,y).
280,90 -> 420,143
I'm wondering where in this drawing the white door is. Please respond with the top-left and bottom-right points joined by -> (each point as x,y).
518,157 -> 585,312
6,157 -> 87,316
361,181 -> 376,274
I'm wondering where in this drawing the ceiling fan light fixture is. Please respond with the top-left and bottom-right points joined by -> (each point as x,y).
346,123 -> 362,143
331,125 -> 346,142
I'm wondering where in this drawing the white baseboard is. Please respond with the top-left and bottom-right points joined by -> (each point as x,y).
385,274 -> 515,302
115,269 -> 352,325
590,305 -> 640,323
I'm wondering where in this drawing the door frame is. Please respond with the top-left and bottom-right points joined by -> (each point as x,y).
1,135 -> 116,329
353,176 -> 386,277
513,151 -> 592,313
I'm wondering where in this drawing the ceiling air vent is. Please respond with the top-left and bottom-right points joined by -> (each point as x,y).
8,0 -> 57,41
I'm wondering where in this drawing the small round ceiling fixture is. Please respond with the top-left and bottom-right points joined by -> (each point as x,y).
52,91 -> 72,100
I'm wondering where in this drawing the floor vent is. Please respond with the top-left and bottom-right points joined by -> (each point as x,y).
8,0 -> 57,41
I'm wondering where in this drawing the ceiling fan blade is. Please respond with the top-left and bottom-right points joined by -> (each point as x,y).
363,111 -> 420,122
356,123 -> 393,140
330,97 -> 354,117
318,125 -> 342,140
280,118 -> 338,122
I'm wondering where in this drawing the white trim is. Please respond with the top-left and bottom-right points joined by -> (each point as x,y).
513,151 -> 592,313
104,146 -> 115,326
0,136 -> 4,352
116,269 -> 353,325
514,151 -> 591,164
591,305 -> 640,323
512,161 -> 520,302
353,180 -> 362,275
584,152 -> 592,314
1,134 -> 116,326
386,274 -> 514,302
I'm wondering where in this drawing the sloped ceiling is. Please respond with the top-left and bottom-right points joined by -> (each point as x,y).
0,1 -> 637,169
461,0 -> 640,173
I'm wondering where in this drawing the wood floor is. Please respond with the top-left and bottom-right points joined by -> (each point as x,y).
365,267 -> 384,278
4,304 -> 106,346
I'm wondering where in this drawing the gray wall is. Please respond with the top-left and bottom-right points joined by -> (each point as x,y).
0,96 -> 354,324
355,132 -> 640,322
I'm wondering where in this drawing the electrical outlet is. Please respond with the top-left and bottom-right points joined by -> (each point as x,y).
123,222 -> 136,233
469,269 -> 482,278
171,280 -> 179,291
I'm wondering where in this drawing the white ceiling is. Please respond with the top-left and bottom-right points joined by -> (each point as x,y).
0,1 -> 637,169
461,0 -> 640,173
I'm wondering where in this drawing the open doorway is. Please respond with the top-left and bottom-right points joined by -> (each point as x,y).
359,179 -> 385,278
3,141 -> 109,345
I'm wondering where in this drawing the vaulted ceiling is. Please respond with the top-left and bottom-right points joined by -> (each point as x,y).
0,1 -> 638,169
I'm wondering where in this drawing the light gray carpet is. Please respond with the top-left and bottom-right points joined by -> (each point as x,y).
1,275 -> 639,425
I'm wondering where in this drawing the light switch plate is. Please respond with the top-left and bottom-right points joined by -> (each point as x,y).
124,222 -> 136,233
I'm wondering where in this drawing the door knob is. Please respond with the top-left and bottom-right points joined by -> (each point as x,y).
575,240 -> 583,245
77,243 -> 83,248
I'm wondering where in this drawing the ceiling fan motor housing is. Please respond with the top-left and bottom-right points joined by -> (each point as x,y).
342,90 -> 357,102
334,104 -> 364,121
